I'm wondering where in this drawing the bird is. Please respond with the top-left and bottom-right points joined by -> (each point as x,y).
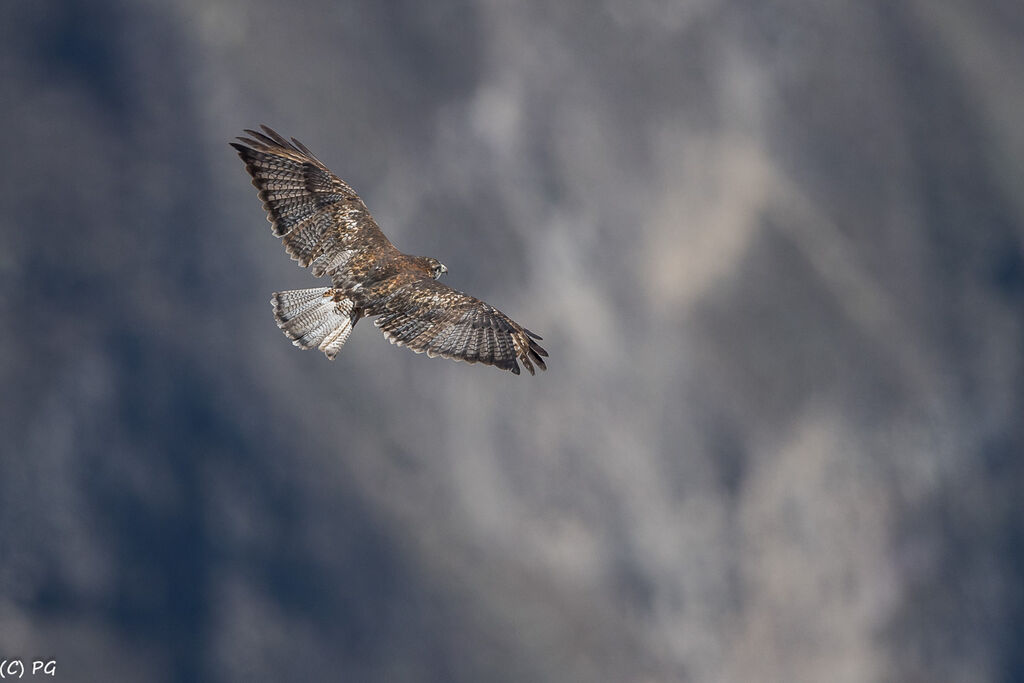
231,126 -> 548,375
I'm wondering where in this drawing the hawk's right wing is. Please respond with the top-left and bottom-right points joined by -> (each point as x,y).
231,125 -> 396,279
372,277 -> 548,375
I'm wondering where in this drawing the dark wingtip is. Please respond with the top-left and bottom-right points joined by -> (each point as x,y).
234,126 -> 311,156
233,136 -> 265,154
259,125 -> 291,147
527,334 -> 548,370
235,127 -> 319,171
259,124 -> 280,136
291,137 -> 314,155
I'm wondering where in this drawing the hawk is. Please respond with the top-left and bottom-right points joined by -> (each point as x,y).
231,126 -> 548,375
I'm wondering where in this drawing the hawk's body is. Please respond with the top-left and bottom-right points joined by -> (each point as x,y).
231,126 -> 547,375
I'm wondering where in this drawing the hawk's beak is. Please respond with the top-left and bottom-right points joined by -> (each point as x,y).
440,264 -> 448,274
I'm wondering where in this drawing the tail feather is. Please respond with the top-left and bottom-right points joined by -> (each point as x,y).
271,288 -> 357,360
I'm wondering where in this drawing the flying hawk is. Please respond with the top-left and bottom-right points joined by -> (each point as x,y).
231,126 -> 548,375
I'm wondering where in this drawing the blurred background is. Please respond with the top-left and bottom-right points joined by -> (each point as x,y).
2,1 -> 1023,681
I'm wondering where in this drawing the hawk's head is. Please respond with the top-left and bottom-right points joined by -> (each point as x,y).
425,257 -> 448,279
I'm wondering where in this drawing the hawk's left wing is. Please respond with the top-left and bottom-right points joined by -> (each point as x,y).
231,126 -> 397,279
373,278 -> 547,375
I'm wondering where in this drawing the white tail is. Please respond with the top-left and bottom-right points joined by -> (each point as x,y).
271,288 -> 357,360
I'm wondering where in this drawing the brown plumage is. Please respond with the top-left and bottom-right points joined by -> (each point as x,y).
231,126 -> 547,375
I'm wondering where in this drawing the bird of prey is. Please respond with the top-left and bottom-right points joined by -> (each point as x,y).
231,126 -> 548,375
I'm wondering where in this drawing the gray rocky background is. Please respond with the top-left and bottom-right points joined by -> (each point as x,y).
1,1 -> 1023,681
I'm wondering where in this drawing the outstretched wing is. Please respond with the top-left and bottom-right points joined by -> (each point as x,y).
373,278 -> 548,375
231,125 -> 396,279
